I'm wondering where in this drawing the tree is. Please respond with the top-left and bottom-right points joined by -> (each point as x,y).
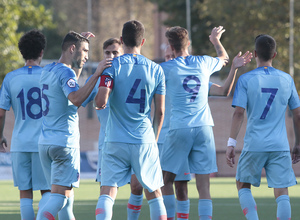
148,0 -> 300,92
0,0 -> 54,85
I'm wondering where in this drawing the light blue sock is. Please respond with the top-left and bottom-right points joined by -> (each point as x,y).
36,193 -> 67,220
38,192 -> 51,211
95,195 -> 114,220
127,193 -> 143,220
198,199 -> 212,220
20,198 -> 35,220
163,195 -> 175,219
58,195 -> 75,220
238,188 -> 258,220
148,197 -> 167,220
177,199 -> 190,220
276,195 -> 291,220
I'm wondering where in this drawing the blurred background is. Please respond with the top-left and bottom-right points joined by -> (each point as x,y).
0,0 -> 299,177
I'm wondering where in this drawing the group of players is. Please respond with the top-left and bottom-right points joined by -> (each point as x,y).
0,19 -> 299,220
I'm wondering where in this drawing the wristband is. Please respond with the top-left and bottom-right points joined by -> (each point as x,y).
227,137 -> 237,148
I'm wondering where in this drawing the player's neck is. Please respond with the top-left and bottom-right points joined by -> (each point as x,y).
123,45 -> 141,55
58,54 -> 72,68
25,59 -> 41,67
256,59 -> 273,68
175,49 -> 189,58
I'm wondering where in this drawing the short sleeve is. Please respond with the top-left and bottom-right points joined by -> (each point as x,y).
155,65 -> 166,95
0,76 -> 11,110
232,76 -> 247,108
60,68 -> 79,98
288,79 -> 300,110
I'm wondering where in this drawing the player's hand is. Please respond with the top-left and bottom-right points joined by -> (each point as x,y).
226,146 -> 235,167
0,137 -> 8,153
81,32 -> 95,39
292,144 -> 300,164
232,51 -> 253,69
209,26 -> 225,44
94,58 -> 113,77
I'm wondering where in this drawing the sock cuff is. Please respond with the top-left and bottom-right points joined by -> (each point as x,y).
176,199 -> 190,206
198,199 -> 212,205
99,194 -> 115,204
20,198 -> 33,206
148,196 -> 163,205
276,195 -> 290,203
130,193 -> 143,199
238,188 -> 251,197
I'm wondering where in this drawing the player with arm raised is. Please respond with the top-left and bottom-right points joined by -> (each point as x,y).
36,31 -> 111,220
82,38 -> 144,220
0,29 -> 50,220
160,26 -> 228,220
94,20 -> 167,220
226,34 -> 300,220
158,45 -> 251,219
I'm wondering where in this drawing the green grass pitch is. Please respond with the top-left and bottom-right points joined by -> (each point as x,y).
1,177 -> 299,219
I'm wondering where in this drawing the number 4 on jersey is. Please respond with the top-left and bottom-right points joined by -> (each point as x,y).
126,79 -> 146,113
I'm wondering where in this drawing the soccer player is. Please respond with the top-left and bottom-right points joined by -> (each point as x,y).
0,29 -> 50,220
158,45 -> 252,219
36,31 -> 111,220
94,20 -> 167,220
159,26 -> 228,220
226,34 -> 300,220
82,38 -> 144,220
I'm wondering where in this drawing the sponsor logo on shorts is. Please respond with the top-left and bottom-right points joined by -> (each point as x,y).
67,78 -> 76,88
184,172 -> 190,175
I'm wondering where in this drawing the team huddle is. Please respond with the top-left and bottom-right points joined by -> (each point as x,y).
0,19 -> 299,220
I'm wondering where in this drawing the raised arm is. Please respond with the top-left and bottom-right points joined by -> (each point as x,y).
68,58 -> 112,107
209,26 -> 229,66
226,106 -> 245,167
292,107 -> 300,164
209,51 -> 252,96
152,93 -> 165,142
0,108 -> 8,152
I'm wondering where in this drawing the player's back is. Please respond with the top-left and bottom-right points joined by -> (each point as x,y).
39,62 -> 79,148
161,55 -> 222,130
234,66 -> 299,151
104,54 -> 165,144
0,66 -> 43,152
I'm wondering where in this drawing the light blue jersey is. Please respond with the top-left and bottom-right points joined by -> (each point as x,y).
160,56 -> 222,130
103,54 -> 165,143
38,62 -> 80,148
232,66 -> 300,152
0,66 -> 44,152
82,77 -> 108,149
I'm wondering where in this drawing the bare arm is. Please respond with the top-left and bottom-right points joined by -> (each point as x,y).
209,26 -> 229,66
0,108 -> 8,152
226,106 -> 245,167
152,94 -> 165,142
292,107 -> 300,164
209,51 -> 252,96
95,86 -> 111,109
68,58 -> 112,107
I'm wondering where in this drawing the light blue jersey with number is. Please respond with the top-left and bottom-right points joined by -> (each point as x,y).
160,56 -> 222,130
102,54 -> 165,144
82,76 -> 108,149
38,62 -> 80,148
232,66 -> 300,152
0,66 -> 44,152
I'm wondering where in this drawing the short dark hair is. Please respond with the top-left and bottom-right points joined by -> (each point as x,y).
61,31 -> 89,51
165,26 -> 189,53
122,20 -> 144,47
18,29 -> 46,60
103,38 -> 121,50
255,34 -> 276,61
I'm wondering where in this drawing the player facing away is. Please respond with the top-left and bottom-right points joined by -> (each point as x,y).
226,34 -> 300,220
36,31 -> 111,220
94,20 -> 167,220
0,29 -> 50,220
82,38 -> 144,220
158,45 -> 252,219
159,26 -> 228,220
